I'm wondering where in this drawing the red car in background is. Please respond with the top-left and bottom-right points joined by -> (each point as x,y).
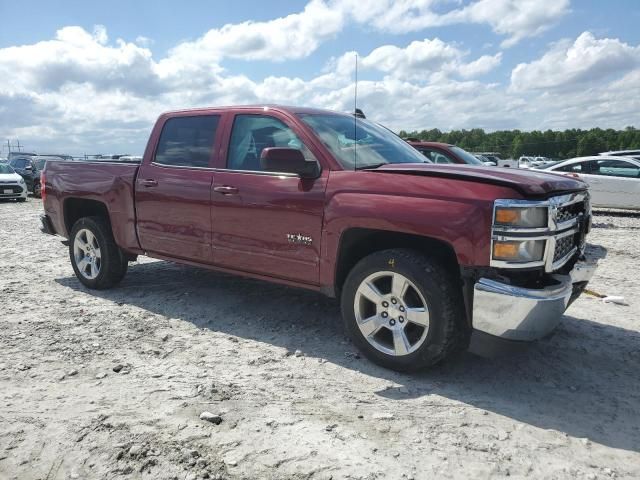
406,140 -> 495,166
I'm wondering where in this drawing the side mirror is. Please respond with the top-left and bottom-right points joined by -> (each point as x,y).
260,148 -> 319,179
24,166 -> 33,172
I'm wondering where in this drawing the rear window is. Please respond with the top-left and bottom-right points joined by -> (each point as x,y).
154,115 -> 220,168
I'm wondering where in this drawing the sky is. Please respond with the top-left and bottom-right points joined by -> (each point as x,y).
0,0 -> 639,155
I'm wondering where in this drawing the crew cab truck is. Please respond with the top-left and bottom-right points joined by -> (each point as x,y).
41,106 -> 597,371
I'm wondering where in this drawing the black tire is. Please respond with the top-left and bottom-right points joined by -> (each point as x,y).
69,216 -> 128,289
341,248 -> 466,372
17,198 -> 26,203
33,182 -> 41,198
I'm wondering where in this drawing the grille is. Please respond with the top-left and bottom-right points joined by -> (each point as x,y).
553,234 -> 576,263
556,201 -> 584,224
0,185 -> 22,194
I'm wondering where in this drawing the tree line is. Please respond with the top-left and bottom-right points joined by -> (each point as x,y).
397,126 -> 640,159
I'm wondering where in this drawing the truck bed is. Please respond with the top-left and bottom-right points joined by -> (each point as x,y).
43,160 -> 142,252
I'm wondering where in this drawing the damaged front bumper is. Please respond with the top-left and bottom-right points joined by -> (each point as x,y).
469,255 -> 597,354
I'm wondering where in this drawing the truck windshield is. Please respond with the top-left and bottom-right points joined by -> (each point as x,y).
299,114 -> 429,169
449,146 -> 484,165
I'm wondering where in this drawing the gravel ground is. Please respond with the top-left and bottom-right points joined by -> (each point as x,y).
0,199 -> 639,480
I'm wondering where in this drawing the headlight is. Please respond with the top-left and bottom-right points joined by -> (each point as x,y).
494,206 -> 548,228
492,239 -> 545,262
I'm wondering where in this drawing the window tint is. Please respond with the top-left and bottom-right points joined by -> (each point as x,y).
418,149 -> 454,164
555,162 -> 583,173
154,115 -> 219,168
11,158 -> 28,169
227,115 -> 315,171
594,160 -> 640,178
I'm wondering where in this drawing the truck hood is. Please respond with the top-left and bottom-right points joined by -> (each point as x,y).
373,164 -> 586,197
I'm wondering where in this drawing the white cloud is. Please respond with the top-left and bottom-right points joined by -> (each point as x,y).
331,39 -> 502,81
1,5 -> 639,155
333,0 -> 570,47
511,32 -> 640,91
0,26 -> 162,96
163,0 -> 342,66
443,0 -> 571,48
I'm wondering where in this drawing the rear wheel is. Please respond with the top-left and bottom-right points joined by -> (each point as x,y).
341,248 -> 465,371
69,217 -> 128,289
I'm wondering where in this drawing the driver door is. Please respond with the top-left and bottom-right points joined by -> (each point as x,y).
211,111 -> 327,285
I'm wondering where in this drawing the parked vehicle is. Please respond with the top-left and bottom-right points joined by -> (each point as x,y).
598,150 -> 640,161
0,163 -> 27,201
9,155 -> 63,197
473,154 -> 497,166
518,156 -> 548,168
7,151 -> 37,162
407,141 -> 489,166
41,105 -> 597,371
540,155 -> 640,210
474,152 -> 516,168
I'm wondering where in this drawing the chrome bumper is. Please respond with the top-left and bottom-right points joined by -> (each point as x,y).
472,257 -> 597,341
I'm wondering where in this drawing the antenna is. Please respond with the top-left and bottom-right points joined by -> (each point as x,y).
353,52 -> 358,171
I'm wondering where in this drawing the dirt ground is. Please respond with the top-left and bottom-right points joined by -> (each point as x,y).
0,198 -> 638,480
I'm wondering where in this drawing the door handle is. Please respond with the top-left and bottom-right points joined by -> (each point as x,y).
141,179 -> 158,187
213,185 -> 239,195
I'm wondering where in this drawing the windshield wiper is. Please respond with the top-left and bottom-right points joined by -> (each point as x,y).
355,162 -> 388,170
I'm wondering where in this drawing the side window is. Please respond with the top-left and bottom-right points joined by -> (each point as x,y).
419,149 -> 454,164
595,160 -> 640,178
227,114 -> 316,171
154,115 -> 220,168
556,162 -> 583,173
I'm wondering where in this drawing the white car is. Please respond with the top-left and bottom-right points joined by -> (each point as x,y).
518,156 -> 536,168
541,156 -> 640,210
599,149 -> 640,160
0,162 -> 28,201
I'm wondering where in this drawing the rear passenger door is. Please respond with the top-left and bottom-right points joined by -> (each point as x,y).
135,114 -> 222,263
210,111 -> 327,285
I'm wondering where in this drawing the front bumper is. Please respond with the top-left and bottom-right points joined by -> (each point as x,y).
0,184 -> 27,199
471,255 -> 597,343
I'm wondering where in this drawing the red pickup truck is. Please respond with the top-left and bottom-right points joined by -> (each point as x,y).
41,105 -> 597,371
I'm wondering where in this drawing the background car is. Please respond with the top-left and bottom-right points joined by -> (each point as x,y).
407,141 -> 490,166
0,162 -> 27,202
541,155 -> 640,210
7,151 -> 37,162
599,150 -> 640,160
473,154 -> 497,165
9,155 -> 62,197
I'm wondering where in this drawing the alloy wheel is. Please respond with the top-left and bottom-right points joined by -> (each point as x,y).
73,228 -> 102,280
353,271 -> 430,356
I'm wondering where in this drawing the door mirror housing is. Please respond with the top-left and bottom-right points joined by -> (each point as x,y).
260,148 -> 319,179
24,165 -> 33,172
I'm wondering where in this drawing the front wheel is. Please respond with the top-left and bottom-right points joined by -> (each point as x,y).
69,217 -> 128,289
341,248 -> 465,371
33,182 -> 41,198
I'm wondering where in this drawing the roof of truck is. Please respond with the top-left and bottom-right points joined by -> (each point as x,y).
161,105 -> 351,117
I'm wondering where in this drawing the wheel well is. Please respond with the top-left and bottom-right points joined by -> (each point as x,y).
334,228 -> 460,295
63,198 -> 110,234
